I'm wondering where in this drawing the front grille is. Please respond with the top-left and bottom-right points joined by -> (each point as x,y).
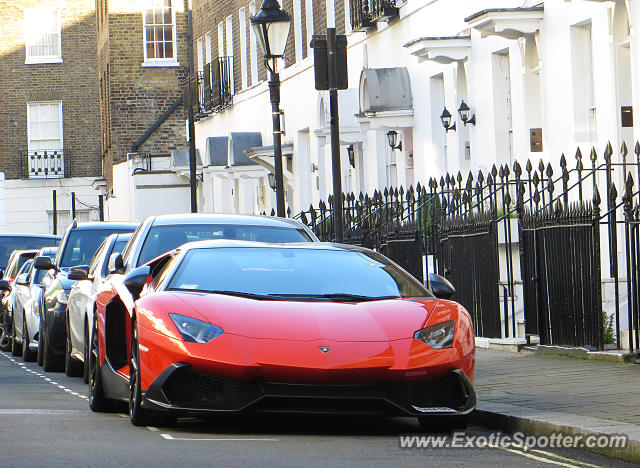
408,373 -> 468,410
163,371 -> 243,405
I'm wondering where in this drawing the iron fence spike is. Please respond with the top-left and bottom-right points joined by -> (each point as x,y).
526,159 -> 533,173
590,147 -> 598,163
560,153 -> 567,168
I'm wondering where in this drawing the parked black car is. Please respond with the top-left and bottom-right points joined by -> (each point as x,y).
34,221 -> 137,371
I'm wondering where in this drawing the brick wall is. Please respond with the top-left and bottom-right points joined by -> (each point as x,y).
0,0 -> 101,180
99,0 -> 189,190
191,0 -> 342,93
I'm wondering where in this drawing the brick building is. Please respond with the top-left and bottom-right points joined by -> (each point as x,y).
0,0 -> 103,232
97,0 -> 191,193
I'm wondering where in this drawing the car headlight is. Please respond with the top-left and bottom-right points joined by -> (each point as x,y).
169,314 -> 224,343
414,320 -> 455,349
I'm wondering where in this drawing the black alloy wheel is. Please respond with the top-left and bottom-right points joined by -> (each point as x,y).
11,316 -> 22,356
83,320 -> 90,384
22,315 -> 36,362
65,316 -> 83,377
0,313 -> 13,352
37,317 -> 44,366
88,316 -> 112,412
128,322 -> 146,426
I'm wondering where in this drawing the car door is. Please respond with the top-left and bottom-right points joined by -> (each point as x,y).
68,240 -> 110,355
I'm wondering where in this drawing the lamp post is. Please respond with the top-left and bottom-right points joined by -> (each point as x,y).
251,0 -> 292,218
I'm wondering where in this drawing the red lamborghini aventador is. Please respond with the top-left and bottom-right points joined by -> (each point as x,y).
89,241 -> 476,431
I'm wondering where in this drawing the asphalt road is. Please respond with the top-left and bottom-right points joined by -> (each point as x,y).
0,350 -> 634,468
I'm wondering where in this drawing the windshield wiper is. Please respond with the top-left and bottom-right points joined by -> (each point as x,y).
270,293 -> 399,302
170,289 -> 280,300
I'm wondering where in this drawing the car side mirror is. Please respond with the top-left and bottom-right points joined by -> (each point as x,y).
427,273 -> 456,300
108,252 -> 124,274
68,265 -> 90,281
123,266 -> 150,299
34,256 -> 57,271
0,279 -> 10,291
16,273 -> 29,286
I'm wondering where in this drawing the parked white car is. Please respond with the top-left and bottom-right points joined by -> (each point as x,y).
66,233 -> 131,382
11,247 -> 57,362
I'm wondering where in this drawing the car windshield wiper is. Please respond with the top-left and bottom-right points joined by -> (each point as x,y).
270,293 -> 399,302
170,289 -> 280,300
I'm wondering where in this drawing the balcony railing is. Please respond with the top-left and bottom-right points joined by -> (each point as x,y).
185,56 -> 235,120
350,0 -> 399,32
22,149 -> 66,179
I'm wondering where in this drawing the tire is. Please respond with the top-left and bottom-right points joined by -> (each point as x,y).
418,414 -> 470,433
83,320 -> 90,384
11,317 -> 22,356
1,313 -> 13,352
65,316 -> 83,377
22,315 -> 36,362
37,318 -> 44,366
129,322 -> 174,427
88,316 -> 113,412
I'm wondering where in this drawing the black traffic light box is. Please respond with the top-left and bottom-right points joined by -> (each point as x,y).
310,34 -> 348,91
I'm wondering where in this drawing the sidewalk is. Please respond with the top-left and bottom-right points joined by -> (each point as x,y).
473,348 -> 640,461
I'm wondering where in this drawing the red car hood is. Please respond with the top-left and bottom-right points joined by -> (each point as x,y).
168,292 -> 438,342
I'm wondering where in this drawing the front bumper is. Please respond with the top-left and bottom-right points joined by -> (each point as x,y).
45,306 -> 67,355
142,364 -> 476,417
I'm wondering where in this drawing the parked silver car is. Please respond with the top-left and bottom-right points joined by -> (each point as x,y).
66,233 -> 131,381
10,247 -> 58,362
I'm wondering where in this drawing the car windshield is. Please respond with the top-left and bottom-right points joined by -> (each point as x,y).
0,236 -> 58,269
137,224 -> 312,266
167,247 -> 431,300
60,230 -> 131,268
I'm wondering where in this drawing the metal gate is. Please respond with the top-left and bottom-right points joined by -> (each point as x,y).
520,204 -> 603,348
437,213 -> 501,338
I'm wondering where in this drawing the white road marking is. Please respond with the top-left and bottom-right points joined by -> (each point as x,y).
0,409 -> 90,415
160,434 -> 279,442
146,426 -> 159,432
0,352 -> 89,401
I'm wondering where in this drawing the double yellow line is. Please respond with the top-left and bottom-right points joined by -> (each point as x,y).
488,442 -> 603,468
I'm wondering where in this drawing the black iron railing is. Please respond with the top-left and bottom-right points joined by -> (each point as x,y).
184,56 -> 234,120
350,0 -> 399,32
21,149 -> 67,179
294,141 -> 640,350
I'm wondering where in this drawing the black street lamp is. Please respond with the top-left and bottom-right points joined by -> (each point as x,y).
251,0 -> 292,218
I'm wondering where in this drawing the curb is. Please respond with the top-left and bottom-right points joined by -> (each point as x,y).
473,401 -> 640,463
534,345 -> 639,363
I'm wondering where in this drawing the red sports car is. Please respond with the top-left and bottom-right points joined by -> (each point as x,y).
89,241 -> 476,431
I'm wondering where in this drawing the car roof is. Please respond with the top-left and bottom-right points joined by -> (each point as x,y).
0,233 -> 60,239
177,239 -> 366,253
148,213 -> 308,229
71,222 -> 138,231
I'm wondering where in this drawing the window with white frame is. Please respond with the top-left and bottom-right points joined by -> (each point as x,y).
142,0 -> 177,65
205,32 -> 212,64
197,37 -> 204,72
239,8 -> 248,90
27,102 -> 63,151
24,7 -> 62,64
249,1 -> 258,85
